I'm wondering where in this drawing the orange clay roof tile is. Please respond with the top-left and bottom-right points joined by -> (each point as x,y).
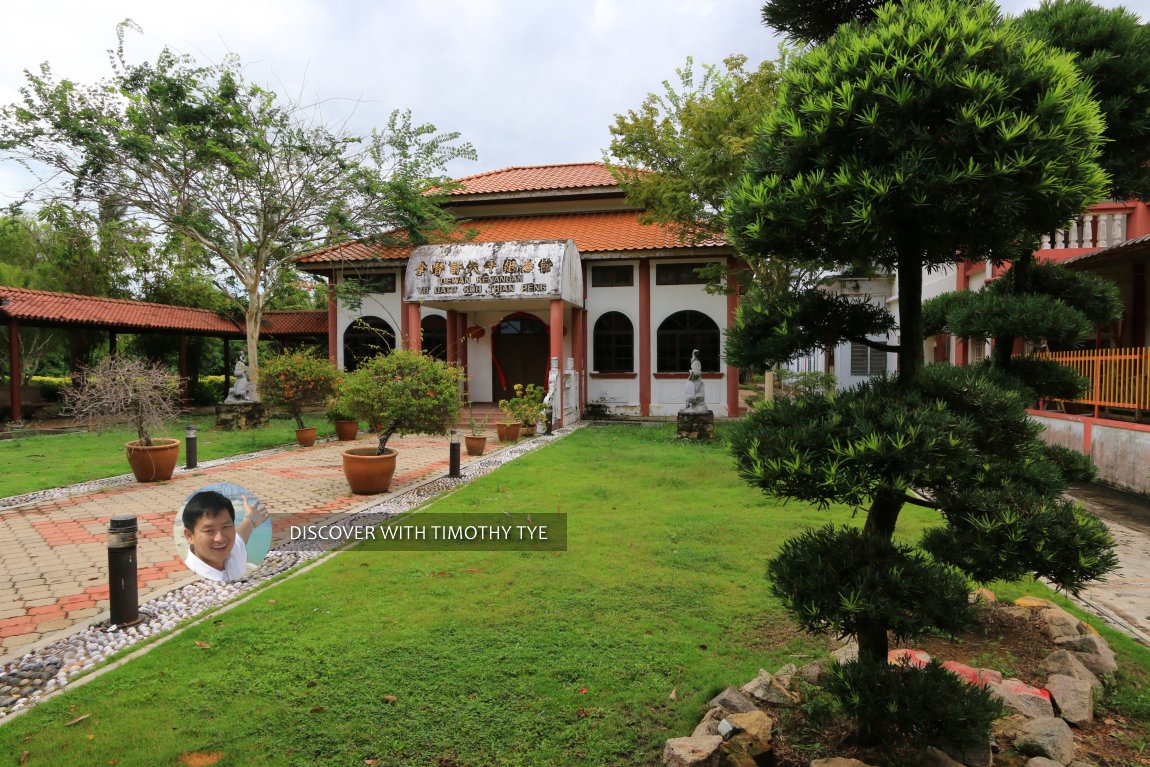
296,211 -> 724,265
0,286 -> 326,335
447,162 -> 619,195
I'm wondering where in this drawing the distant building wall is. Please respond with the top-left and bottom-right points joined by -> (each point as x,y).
1030,410 -> 1150,496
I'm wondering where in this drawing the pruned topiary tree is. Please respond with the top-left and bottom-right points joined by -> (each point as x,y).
726,0 -> 1118,746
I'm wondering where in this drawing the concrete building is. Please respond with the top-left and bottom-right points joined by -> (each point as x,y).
294,162 -> 742,423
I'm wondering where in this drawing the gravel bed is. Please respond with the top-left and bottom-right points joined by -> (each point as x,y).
0,423 -> 581,721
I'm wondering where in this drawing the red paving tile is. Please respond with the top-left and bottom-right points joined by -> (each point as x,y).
0,432 -> 486,660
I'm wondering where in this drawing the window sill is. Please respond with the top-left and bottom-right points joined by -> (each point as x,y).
653,372 -> 723,379
589,372 -> 637,379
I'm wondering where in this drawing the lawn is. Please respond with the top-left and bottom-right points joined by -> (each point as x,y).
0,414 -> 328,498
0,425 -> 1147,766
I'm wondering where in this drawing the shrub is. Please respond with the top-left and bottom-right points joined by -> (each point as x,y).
826,658 -> 1004,750
64,356 -> 181,445
498,383 -> 547,426
187,375 -> 225,405
258,350 -> 337,429
339,349 -> 463,455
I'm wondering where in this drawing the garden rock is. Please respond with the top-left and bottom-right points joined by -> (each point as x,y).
1040,607 -> 1085,642
1042,650 -> 1102,695
919,746 -> 965,766
1052,634 -> 1117,676
831,640 -> 858,664
1014,717 -> 1075,765
810,759 -> 875,767
1000,605 -> 1034,621
969,587 -> 997,604
692,708 -> 724,738
1024,759 -> 1063,767
797,659 -> 831,687
988,678 -> 1055,719
1015,596 -> 1059,609
739,669 -> 798,707
773,663 -> 797,689
724,710 -> 773,742
719,732 -> 772,766
707,688 -> 757,715
992,713 -> 1031,741
941,660 -> 1001,688
663,735 -> 723,767
1044,675 -> 1093,727
942,738 -> 992,767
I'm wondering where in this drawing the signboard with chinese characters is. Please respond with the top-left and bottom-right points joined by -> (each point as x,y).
404,240 -> 583,306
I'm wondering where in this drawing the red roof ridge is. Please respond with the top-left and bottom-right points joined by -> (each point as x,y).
0,285 -> 216,313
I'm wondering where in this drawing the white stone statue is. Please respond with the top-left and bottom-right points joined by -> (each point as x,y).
682,349 -> 710,414
224,353 -> 254,403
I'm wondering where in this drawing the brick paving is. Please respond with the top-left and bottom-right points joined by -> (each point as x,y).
0,429 -> 496,661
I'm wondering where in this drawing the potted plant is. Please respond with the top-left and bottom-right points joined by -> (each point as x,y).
465,411 -> 488,456
325,385 -> 359,441
258,350 -> 337,447
64,355 -> 182,482
338,349 -> 463,494
498,383 -> 546,441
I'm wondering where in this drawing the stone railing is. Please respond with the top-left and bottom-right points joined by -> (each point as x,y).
1039,210 -> 1129,250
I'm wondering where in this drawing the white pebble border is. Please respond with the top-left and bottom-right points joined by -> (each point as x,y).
0,422 -> 583,722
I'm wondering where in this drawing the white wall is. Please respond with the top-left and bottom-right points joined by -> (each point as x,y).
584,260 -> 641,411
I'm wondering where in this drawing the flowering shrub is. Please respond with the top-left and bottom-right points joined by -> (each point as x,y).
258,350 -> 337,429
339,349 -> 463,454
498,383 -> 546,427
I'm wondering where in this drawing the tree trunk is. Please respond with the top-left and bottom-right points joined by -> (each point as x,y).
245,282 -> 263,402
897,248 -> 925,386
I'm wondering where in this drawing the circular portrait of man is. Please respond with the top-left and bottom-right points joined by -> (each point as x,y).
173,482 -> 272,582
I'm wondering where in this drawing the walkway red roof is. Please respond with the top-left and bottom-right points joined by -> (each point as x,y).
0,286 -> 326,336
296,211 -> 724,265
447,162 -> 620,196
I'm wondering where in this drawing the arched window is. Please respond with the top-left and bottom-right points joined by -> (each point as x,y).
343,316 -> 395,371
657,311 -> 719,372
593,312 -> 634,373
421,315 -> 447,361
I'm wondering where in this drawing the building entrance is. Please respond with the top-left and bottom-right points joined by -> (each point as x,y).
491,312 -> 549,403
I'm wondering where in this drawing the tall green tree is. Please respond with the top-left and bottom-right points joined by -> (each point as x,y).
606,55 -> 780,246
761,0 -> 904,44
927,0 -> 1146,391
727,0 -> 1117,744
0,22 -> 475,398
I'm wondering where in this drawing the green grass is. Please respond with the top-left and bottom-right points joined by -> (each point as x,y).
0,414 -> 328,497
1,424 -> 1148,766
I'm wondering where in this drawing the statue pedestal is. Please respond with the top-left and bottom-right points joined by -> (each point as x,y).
677,409 -> 715,440
215,402 -> 269,430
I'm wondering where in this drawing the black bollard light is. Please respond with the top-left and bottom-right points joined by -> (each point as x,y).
448,430 -> 461,478
185,424 -> 198,469
107,515 -> 139,626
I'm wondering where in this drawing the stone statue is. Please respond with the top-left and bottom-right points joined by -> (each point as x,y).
682,349 -> 710,414
224,353 -> 254,403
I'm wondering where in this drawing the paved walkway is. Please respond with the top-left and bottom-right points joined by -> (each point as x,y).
1067,483 -> 1150,645
0,431 -> 495,661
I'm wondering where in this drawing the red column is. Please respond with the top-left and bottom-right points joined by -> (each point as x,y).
406,303 -> 422,352
550,299 -> 565,426
726,258 -> 740,417
580,306 -> 588,413
1127,201 -> 1150,239
327,279 -> 339,366
8,319 -> 21,422
571,307 -> 584,418
178,332 -> 189,406
638,258 -> 651,416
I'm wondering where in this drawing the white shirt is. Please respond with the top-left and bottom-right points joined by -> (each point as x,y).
184,534 -> 250,582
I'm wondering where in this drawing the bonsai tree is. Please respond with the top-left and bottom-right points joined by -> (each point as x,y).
339,349 -> 462,455
65,354 -> 181,445
257,350 -> 337,430
726,0 -> 1117,747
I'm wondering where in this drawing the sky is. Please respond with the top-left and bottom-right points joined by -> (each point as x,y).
1,0 -> 1148,204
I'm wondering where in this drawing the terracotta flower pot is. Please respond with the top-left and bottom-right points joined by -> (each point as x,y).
342,447 -> 398,494
496,421 -> 521,443
465,434 -> 487,456
296,426 -> 318,447
124,438 -> 180,483
334,420 -> 359,441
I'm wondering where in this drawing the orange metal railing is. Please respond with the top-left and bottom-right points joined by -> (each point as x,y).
1030,347 -> 1150,416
